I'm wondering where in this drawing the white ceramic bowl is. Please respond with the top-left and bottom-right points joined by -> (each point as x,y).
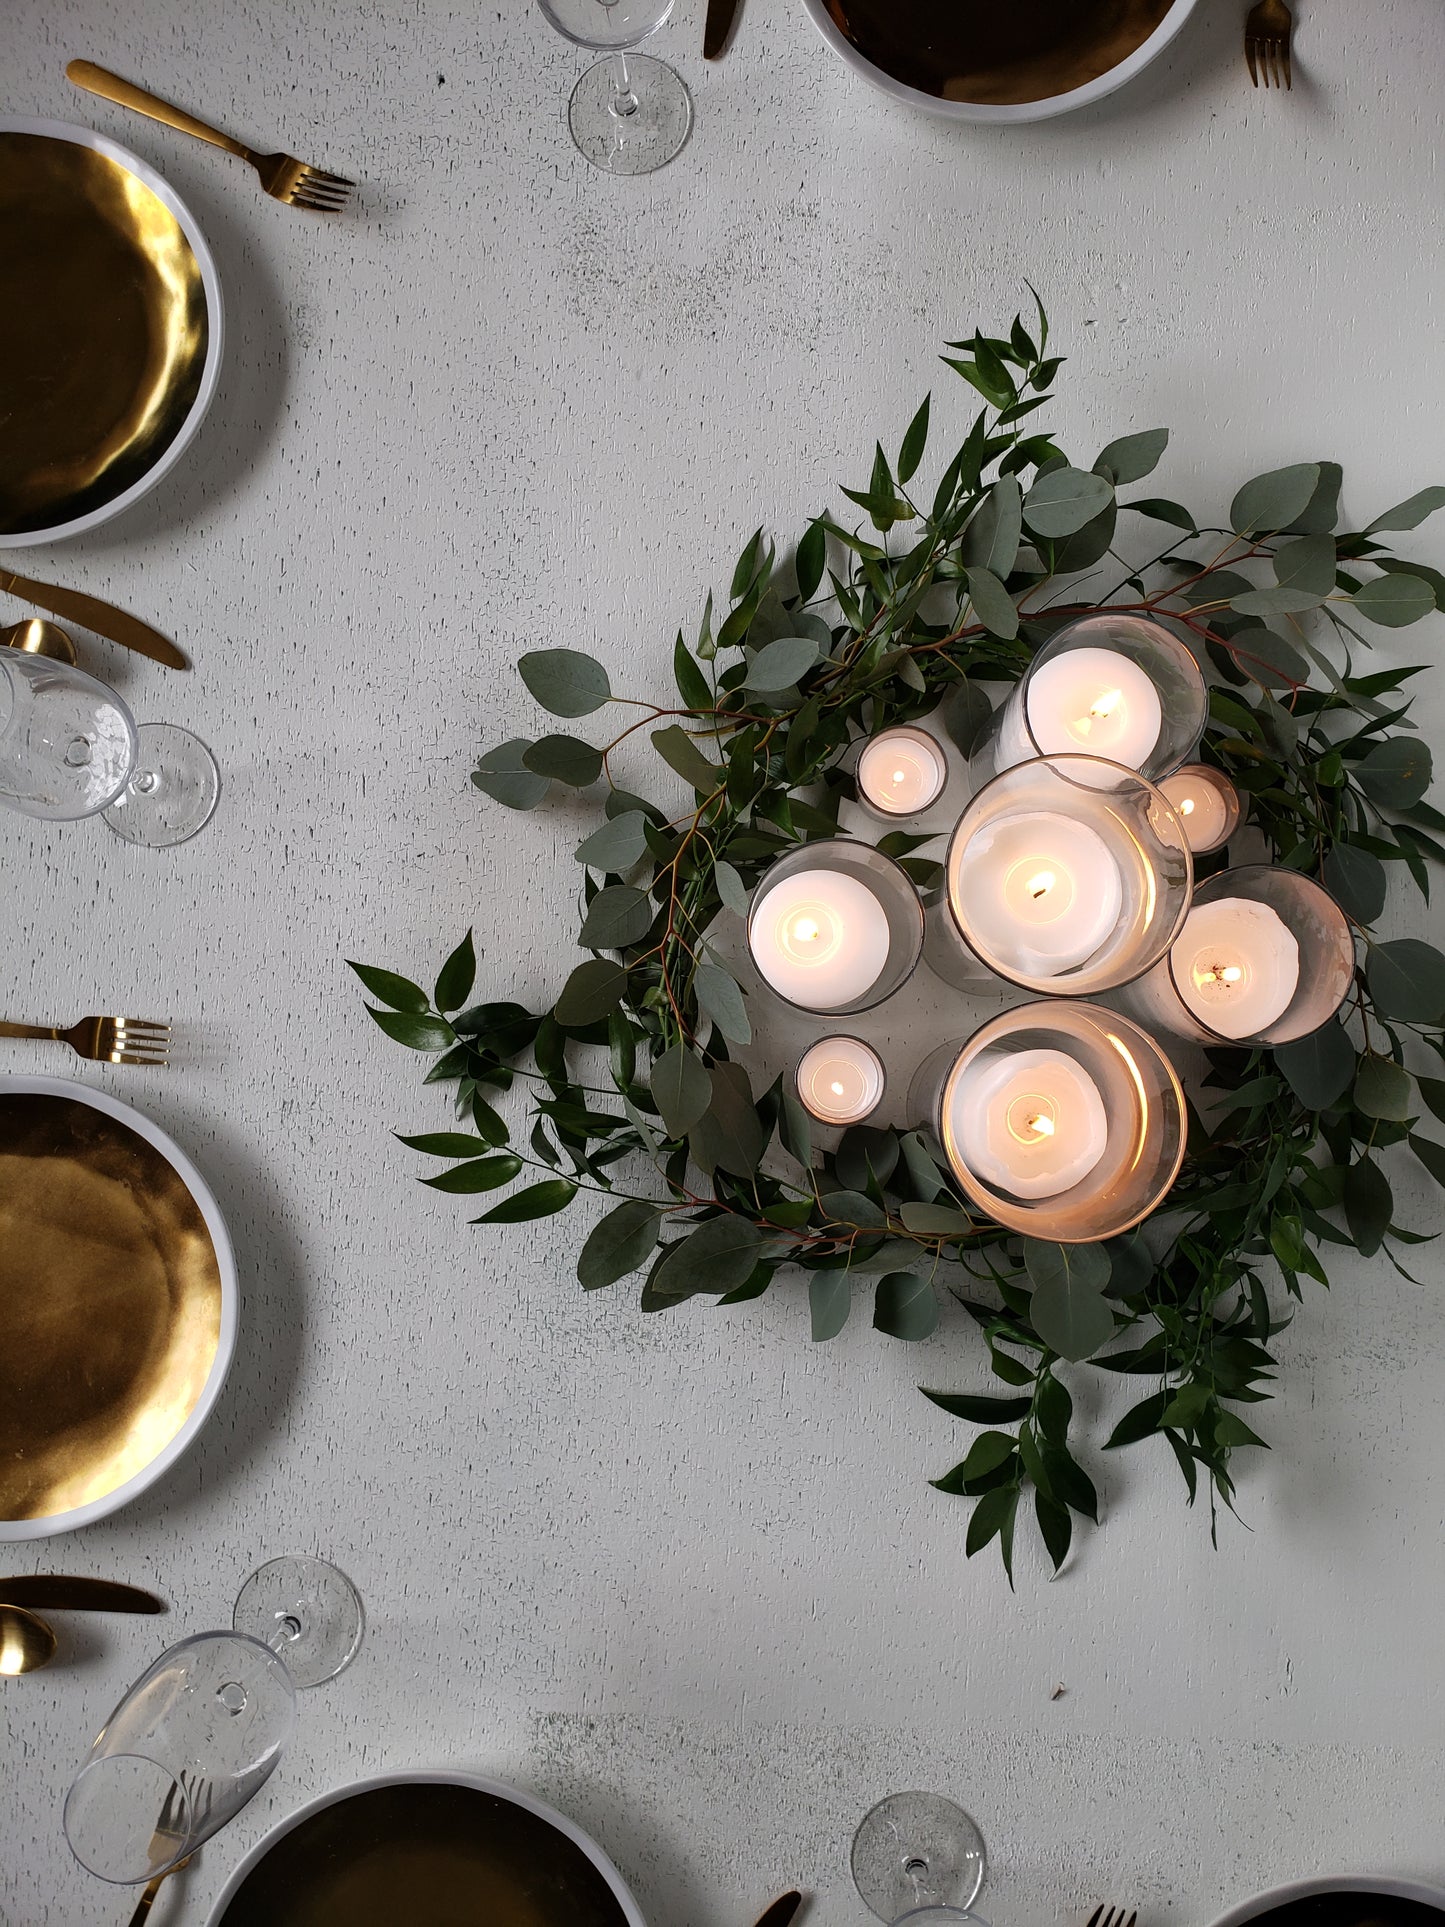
1207,1875 -> 1445,1927
0,1073 -> 239,1540
204,1769 -> 649,1926
798,0 -> 1200,124
0,115 -> 225,547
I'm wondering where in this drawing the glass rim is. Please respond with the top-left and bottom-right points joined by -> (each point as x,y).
852,722 -> 951,819
747,836 -> 926,1017
1012,610 -> 1206,771
64,1751 -> 193,1885
794,1032 -> 888,1126
535,0 -> 675,49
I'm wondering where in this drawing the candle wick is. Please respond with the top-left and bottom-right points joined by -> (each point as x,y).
1027,870 -> 1056,901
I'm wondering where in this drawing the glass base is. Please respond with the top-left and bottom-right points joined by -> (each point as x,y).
233,1556 -> 364,1689
103,722 -> 220,847
568,54 -> 692,175
852,1792 -> 986,1922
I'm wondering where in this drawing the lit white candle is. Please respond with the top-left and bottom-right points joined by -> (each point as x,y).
1175,896 -> 1301,1039
1000,646 -> 1163,771
795,1036 -> 885,1126
1160,765 -> 1239,854
749,868 -> 891,1010
954,811 -> 1124,977
856,727 -> 948,817
950,1048 -> 1109,1199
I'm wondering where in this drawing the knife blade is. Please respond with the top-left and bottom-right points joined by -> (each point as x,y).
0,569 -> 188,670
0,1576 -> 166,1613
752,1894 -> 803,1927
704,0 -> 741,60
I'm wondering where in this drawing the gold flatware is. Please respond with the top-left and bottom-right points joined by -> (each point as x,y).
0,569 -> 186,670
705,0 -> 743,59
0,1602 -> 58,1674
752,1894 -> 803,1927
1086,1907 -> 1139,1927
1,618 -> 79,665
127,1854 -> 195,1926
0,1016 -> 170,1067
1244,0 -> 1293,87
67,61 -> 355,212
0,1577 -> 164,1613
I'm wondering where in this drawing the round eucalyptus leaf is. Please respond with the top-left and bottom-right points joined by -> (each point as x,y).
519,648 -> 612,717
472,739 -> 550,811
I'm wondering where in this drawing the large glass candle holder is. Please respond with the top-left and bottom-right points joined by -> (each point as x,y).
909,1001 -> 1187,1242
983,613 -> 1207,784
1115,864 -> 1355,1047
926,755 -> 1192,997
747,838 -> 924,1015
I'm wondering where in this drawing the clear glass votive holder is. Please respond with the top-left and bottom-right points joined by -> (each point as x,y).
980,612 -> 1207,784
747,838 -> 924,1016
851,724 -> 951,820
926,754 -> 1192,998
1158,762 -> 1242,855
795,1035 -> 887,1126
908,1001 -> 1187,1243
1114,863 -> 1356,1047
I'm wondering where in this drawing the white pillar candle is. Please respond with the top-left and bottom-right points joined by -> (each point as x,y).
999,646 -> 1163,771
1160,765 -> 1239,854
950,1048 -> 1109,1199
795,1036 -> 885,1126
1175,896 -> 1301,1039
954,811 -> 1124,977
749,868 -> 891,1010
856,727 -> 948,816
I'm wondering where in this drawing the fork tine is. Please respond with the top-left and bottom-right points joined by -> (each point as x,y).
302,165 -> 355,188
291,184 -> 349,210
1086,1910 -> 1105,1927
1245,38 -> 1259,84
117,1052 -> 170,1067
1281,38 -> 1292,88
116,1020 -> 170,1036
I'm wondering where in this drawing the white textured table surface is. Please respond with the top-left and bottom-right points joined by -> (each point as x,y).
5,2 -> 1445,1923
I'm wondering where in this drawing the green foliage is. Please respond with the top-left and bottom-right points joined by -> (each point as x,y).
363,299 -> 1445,1582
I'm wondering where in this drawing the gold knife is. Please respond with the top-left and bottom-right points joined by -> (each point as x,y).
752,1894 -> 803,1927
704,0 -> 742,60
0,1576 -> 166,1613
0,569 -> 187,670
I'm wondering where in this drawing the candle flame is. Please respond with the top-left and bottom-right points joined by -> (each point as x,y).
1198,960 -> 1246,988
1026,1112 -> 1056,1139
792,917 -> 821,944
891,768 -> 907,785
1179,796 -> 1196,816
829,1080 -> 845,1097
1027,870 -> 1056,900
1073,688 -> 1123,737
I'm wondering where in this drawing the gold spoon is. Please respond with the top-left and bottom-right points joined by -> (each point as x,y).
0,1602 -> 59,1675
0,617 -> 79,665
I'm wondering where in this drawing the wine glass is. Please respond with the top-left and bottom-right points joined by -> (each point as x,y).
0,649 -> 218,847
64,1559 -> 363,1886
852,1792 -> 988,1923
536,0 -> 693,176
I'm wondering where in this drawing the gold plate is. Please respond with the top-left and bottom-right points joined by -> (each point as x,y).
824,0 -> 1173,104
0,1090 -> 224,1524
214,1782 -> 636,1927
0,128 -> 211,539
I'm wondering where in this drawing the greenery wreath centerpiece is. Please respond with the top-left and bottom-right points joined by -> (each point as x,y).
355,297 -> 1445,1579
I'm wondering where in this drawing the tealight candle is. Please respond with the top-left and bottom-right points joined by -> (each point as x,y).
856,727 -> 948,817
950,1047 -> 1108,1199
999,646 -> 1163,770
1159,765 -> 1240,855
953,810 -> 1124,977
1174,896 -> 1301,1040
749,868 -> 891,1010
795,1036 -> 885,1126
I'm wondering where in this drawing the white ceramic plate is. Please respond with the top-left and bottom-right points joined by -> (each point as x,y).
798,0 -> 1200,124
205,1769 -> 649,1926
1207,1876 -> 1445,1927
0,1073 -> 238,1540
0,115 -> 224,547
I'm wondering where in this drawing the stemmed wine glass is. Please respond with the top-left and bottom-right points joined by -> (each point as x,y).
536,0 -> 693,176
63,1558 -> 363,1889
0,649 -> 218,847
852,1792 -> 989,1924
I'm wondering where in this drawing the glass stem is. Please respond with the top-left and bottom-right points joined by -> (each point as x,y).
609,51 -> 639,119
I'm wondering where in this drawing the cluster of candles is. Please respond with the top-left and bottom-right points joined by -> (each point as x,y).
742,614 -> 1355,1241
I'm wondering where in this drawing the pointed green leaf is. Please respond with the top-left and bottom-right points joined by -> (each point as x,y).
578,886 -> 655,950
1354,1054 -> 1415,1122
653,1214 -> 765,1297
1323,844 -> 1386,924
651,1043 -> 712,1139
1343,1157 -> 1392,1256
651,725 -> 722,793
810,1272 -> 851,1342
1365,485 -> 1445,534
899,1201 -> 973,1235
519,648 -> 612,717
923,1389 -> 1032,1423
690,1061 -> 766,1177
1368,938 -> 1445,1023
714,859 -> 749,915
366,1007 -> 457,1051
1409,1133 -> 1445,1188
348,961 -> 428,1012
1093,427 -> 1168,486
397,1131 -> 494,1158
472,1178 -> 578,1224
1230,463 -> 1321,535
578,1198 -> 664,1289
433,931 -> 477,1013
554,958 -> 628,1027
897,393 -> 931,485
694,962 -> 751,1045
1274,1022 -> 1357,1110
673,631 -> 711,710
422,1153 -> 523,1193
964,566 -> 1019,641
575,811 -> 649,872
795,520 -> 827,604
959,475 -> 1022,577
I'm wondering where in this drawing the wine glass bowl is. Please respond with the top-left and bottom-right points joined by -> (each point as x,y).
536,0 -> 676,47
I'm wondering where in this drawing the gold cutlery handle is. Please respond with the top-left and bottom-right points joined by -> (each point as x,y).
0,1022 -> 59,1041
66,60 -> 254,163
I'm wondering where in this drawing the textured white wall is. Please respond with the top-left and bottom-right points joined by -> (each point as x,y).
4,2 -> 1445,1923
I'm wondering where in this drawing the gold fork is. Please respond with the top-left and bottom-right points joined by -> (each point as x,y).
1244,0 -> 1293,88
0,1016 -> 170,1067
66,60 -> 354,211
1087,1907 -> 1138,1927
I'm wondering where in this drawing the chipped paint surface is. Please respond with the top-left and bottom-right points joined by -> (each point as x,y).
3,2 -> 1445,1922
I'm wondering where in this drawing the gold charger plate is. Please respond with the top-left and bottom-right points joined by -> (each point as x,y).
211,1777 -> 645,1927
0,1079 -> 234,1536
0,118 -> 221,544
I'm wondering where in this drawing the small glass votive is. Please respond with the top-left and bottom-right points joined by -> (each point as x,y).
981,612 -> 1207,785
854,725 -> 949,819
1114,863 -> 1355,1047
1158,763 -> 1241,855
925,754 -> 1193,997
795,1036 -> 886,1126
747,838 -> 925,1016
908,1001 -> 1187,1242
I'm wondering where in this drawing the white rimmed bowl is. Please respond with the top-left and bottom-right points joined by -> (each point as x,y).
798,0 -> 1201,124
1207,1876 -> 1445,1927
0,115 -> 225,547
0,1073 -> 238,1540
204,1769 -> 649,1926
